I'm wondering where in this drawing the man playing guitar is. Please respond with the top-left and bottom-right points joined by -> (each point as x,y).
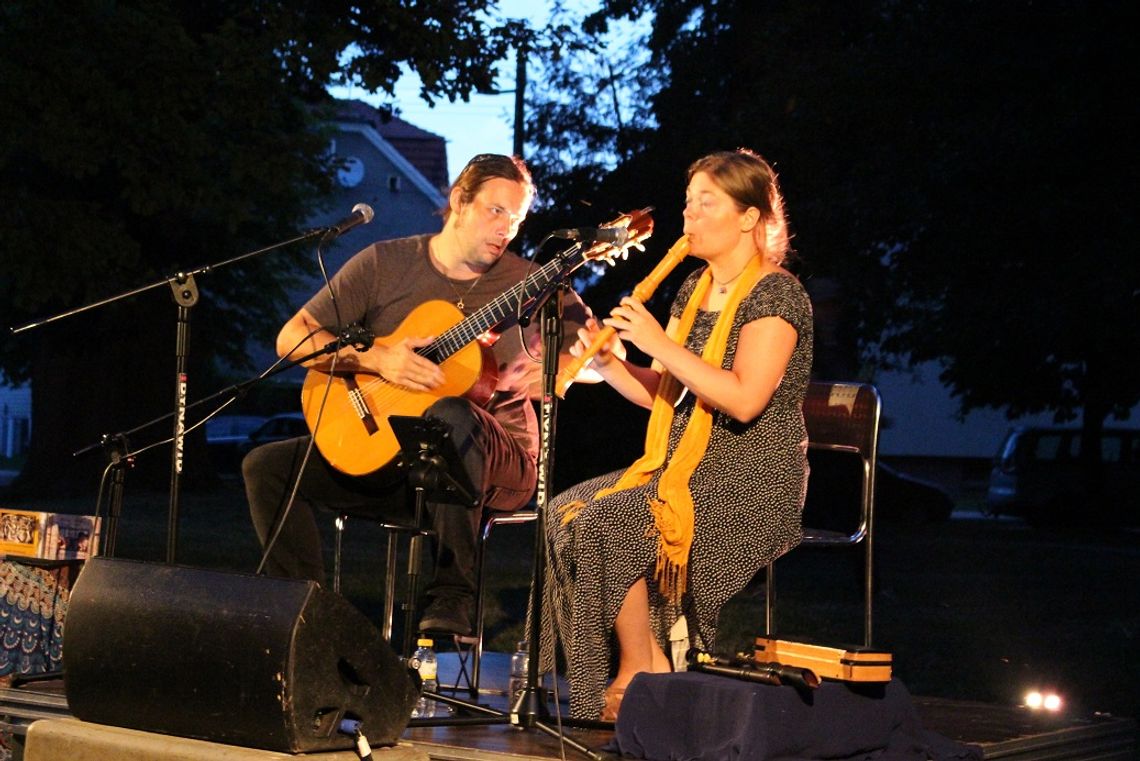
244,153 -> 589,637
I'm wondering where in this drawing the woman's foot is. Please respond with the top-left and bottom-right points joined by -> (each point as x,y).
600,684 -> 626,722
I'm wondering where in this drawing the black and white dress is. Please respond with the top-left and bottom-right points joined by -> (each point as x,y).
538,269 -> 814,719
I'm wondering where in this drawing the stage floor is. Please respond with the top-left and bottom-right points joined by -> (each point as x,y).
1,652 -> 1135,761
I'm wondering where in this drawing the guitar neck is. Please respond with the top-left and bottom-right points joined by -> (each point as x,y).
425,251 -> 579,362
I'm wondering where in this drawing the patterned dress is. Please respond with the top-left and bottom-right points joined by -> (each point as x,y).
539,269 -> 813,718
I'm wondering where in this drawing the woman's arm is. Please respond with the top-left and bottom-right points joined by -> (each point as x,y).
605,298 -> 797,423
569,316 -> 662,409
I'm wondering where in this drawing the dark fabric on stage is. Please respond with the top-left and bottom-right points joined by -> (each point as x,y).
607,672 -> 983,761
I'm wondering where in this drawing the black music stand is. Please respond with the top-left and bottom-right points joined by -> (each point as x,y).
387,414 -> 479,659
389,415 -> 514,726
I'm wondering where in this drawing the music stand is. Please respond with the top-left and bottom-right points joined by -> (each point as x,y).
388,415 -> 515,725
388,414 -> 478,659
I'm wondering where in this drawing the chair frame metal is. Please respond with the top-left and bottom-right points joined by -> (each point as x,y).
469,509 -> 538,695
331,507 -> 538,697
764,380 -> 881,647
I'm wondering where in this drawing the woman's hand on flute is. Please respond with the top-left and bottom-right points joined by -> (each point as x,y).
604,297 -> 671,359
570,316 -> 625,370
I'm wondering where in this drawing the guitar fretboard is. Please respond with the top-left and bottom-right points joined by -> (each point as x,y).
422,250 -> 581,362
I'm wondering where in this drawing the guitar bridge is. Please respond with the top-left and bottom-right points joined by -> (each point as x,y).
344,377 -> 380,435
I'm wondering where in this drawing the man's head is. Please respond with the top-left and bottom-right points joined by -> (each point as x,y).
442,154 -> 534,270
443,153 -> 534,224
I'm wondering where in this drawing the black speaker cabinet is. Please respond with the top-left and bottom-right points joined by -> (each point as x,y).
63,558 -> 417,753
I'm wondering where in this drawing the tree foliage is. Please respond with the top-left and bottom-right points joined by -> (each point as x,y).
525,0 -> 1139,434
0,0 -> 519,492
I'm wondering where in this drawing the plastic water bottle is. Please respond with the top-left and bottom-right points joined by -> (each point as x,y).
508,640 -> 529,707
412,637 -> 438,718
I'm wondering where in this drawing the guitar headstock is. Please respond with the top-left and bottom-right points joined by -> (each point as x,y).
584,206 -> 654,267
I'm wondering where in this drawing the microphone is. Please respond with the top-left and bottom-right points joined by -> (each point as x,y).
552,226 -> 629,246
324,203 -> 375,238
338,323 -> 375,351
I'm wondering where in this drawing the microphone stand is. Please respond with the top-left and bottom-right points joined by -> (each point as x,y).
404,276 -> 603,759
72,323 -> 369,557
508,282 -> 606,757
10,228 -> 328,563
99,432 -> 132,559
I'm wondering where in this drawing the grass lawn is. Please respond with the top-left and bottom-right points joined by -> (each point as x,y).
10,475 -> 1138,724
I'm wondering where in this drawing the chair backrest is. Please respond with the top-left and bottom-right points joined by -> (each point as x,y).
801,381 -> 881,545
766,381 -> 882,646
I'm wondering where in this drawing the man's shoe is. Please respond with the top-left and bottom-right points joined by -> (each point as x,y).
418,595 -> 474,636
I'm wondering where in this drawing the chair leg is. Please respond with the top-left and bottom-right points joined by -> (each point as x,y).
333,515 -> 346,594
469,522 -> 492,696
863,534 -> 873,647
381,529 -> 399,642
764,562 -> 775,636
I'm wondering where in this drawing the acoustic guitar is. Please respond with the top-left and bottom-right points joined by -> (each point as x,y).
301,208 -> 654,476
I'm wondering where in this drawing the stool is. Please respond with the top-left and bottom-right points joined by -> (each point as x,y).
331,506 -> 540,697
331,514 -> 487,697
330,515 -> 430,643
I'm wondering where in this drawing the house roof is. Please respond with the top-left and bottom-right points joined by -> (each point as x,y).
336,100 -> 449,190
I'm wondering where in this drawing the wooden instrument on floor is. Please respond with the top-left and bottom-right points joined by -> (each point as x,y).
555,234 -> 690,398
302,208 -> 654,476
753,637 -> 892,683
687,648 -> 820,692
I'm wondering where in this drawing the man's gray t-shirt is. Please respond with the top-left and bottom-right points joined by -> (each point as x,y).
304,234 -> 588,459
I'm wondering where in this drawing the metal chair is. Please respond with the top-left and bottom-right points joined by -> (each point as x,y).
468,507 -> 537,695
764,380 -> 881,647
331,506 -> 538,697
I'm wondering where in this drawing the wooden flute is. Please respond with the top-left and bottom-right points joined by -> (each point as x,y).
555,234 -> 691,398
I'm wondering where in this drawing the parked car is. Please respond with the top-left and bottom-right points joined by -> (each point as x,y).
204,414 -> 267,472
239,412 -> 310,455
986,426 -> 1140,526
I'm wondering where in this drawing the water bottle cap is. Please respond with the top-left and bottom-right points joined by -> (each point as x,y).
517,640 -> 529,651
417,637 -> 434,647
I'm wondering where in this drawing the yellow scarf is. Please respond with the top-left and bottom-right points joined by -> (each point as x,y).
562,255 -> 767,602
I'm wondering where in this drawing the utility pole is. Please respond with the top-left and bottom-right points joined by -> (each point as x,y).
513,40 -> 527,158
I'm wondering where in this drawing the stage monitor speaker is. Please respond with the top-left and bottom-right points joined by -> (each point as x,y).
63,557 -> 417,753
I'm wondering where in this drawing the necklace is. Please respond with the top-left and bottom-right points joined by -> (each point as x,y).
710,268 -> 746,295
429,239 -> 483,310
441,273 -> 482,310
710,255 -> 761,294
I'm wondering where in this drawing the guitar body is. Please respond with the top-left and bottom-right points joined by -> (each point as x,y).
301,300 -> 498,476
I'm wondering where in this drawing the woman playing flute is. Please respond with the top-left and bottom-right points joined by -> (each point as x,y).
538,149 -> 813,721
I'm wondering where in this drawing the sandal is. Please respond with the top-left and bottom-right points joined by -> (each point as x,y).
600,685 -> 626,722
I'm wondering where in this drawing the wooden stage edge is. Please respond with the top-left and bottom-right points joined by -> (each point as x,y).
1,654 -> 1135,761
